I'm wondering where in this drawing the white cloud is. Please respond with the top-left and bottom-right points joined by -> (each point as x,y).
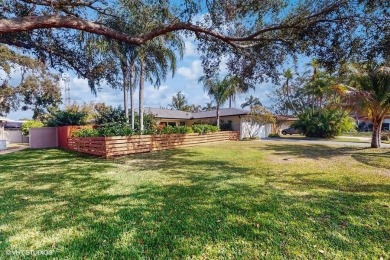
184,38 -> 198,57
177,60 -> 203,80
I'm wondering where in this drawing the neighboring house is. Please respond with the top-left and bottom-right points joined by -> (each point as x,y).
145,107 -> 297,139
356,116 -> 390,131
3,119 -> 28,143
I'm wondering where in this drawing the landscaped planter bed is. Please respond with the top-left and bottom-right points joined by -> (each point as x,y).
68,131 -> 239,158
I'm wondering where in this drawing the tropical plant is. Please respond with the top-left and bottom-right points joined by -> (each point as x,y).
21,120 -> 44,136
337,64 -> 390,147
241,95 -> 262,109
292,108 -> 356,138
225,76 -> 254,108
202,102 -> 216,111
192,124 -> 219,134
199,76 -> 232,128
169,92 -> 189,111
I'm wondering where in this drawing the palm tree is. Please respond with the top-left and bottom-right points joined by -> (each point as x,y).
241,95 -> 262,109
202,102 -> 216,111
225,75 -> 254,108
199,76 -> 232,128
339,64 -> 390,148
169,91 -> 188,110
137,35 -> 184,132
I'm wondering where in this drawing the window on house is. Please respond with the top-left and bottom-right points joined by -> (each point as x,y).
168,122 -> 176,127
179,121 -> 186,126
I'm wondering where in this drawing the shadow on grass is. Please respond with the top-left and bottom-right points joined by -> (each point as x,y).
0,148 -> 389,258
262,143 -> 390,170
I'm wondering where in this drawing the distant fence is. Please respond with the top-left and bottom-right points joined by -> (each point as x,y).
68,131 -> 239,158
29,127 -> 58,149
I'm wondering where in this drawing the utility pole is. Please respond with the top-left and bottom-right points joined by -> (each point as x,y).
61,73 -> 71,106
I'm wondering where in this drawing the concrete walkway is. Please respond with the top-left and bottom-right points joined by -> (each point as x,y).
262,137 -> 390,148
0,143 -> 29,155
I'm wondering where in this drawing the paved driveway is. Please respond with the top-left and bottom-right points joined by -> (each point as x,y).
0,143 -> 29,155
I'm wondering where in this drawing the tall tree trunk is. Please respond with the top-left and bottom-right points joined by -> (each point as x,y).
229,96 -> 232,108
216,104 -> 220,129
129,61 -> 135,130
371,117 -> 384,148
139,61 -> 145,132
122,65 -> 129,123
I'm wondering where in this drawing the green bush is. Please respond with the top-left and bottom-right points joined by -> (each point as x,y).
292,109 -> 356,138
73,124 -> 135,137
94,105 -> 127,125
192,124 -> 219,134
160,125 -> 194,134
21,120 -> 44,136
73,128 -> 98,137
268,133 -> 280,138
97,124 -> 135,137
46,110 -> 87,127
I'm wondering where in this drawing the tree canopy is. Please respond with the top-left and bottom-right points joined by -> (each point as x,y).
1,0 -> 388,89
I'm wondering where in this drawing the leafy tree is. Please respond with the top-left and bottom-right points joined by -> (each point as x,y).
1,0 -> 388,94
241,95 -> 262,109
241,105 -> 275,138
21,120 -> 44,136
337,64 -> 390,148
19,74 -> 62,120
45,109 -> 88,127
0,81 -> 18,116
292,108 -> 356,138
270,61 -> 339,115
93,104 -> 126,126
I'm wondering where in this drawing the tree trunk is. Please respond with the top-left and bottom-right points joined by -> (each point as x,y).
371,117 -> 384,148
229,97 -> 232,108
216,104 -> 220,129
139,61 -> 145,132
122,66 -> 129,123
129,61 -> 135,130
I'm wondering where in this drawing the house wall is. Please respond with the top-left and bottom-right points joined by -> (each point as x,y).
4,129 -> 29,143
240,120 -> 273,139
186,116 -> 242,131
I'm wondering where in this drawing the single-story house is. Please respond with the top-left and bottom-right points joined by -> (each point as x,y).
0,117 -> 28,143
145,108 -> 297,139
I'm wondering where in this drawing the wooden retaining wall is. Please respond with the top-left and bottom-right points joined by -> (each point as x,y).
68,131 -> 239,158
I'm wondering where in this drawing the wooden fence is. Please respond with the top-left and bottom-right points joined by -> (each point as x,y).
68,131 -> 239,158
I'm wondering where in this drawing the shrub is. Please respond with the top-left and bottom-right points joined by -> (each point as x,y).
192,124 -> 219,134
46,110 -> 87,127
292,109 -> 356,138
73,123 -> 134,137
21,120 -> 44,136
268,133 -> 280,138
160,125 -> 194,134
73,128 -> 98,137
381,131 -> 390,141
96,124 -> 135,137
94,104 -> 126,125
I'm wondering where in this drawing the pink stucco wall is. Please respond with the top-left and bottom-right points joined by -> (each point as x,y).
29,127 -> 58,149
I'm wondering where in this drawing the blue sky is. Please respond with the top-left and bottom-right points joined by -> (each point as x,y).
7,36 -> 276,120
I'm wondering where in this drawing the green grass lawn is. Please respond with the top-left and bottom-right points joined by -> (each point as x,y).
0,141 -> 389,259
